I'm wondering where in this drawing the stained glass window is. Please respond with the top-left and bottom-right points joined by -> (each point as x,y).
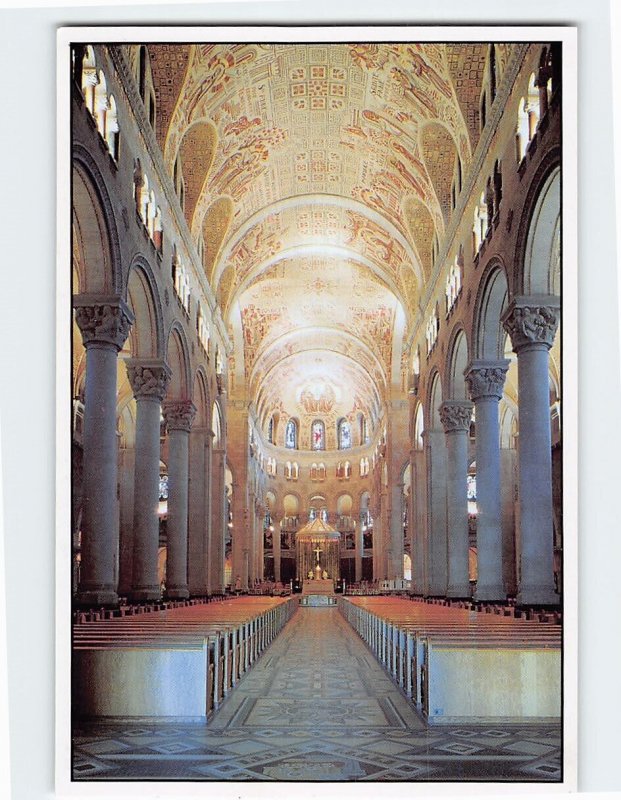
338,419 -> 351,450
311,420 -> 325,450
285,418 -> 297,449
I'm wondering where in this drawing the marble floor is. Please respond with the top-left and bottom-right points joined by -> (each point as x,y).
73,606 -> 562,782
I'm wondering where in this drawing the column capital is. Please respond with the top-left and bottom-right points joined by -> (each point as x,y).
74,295 -> 134,350
126,359 -> 171,401
501,296 -> 560,352
465,359 -> 511,401
163,400 -> 197,432
439,400 -> 473,433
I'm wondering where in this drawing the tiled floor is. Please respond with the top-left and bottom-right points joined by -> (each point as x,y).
73,606 -> 562,782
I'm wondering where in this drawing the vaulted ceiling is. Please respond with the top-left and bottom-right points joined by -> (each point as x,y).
136,42 -> 512,448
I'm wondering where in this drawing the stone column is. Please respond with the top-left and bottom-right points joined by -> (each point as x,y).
274,506 -> 282,583
502,298 -> 560,606
425,429 -> 448,596
210,444 -> 226,593
162,400 -> 196,599
389,482 -> 405,580
74,297 -> 133,606
188,426 -> 208,596
440,401 -> 473,598
355,518 -> 363,582
465,361 -> 510,602
126,360 -> 171,602
411,449 -> 427,594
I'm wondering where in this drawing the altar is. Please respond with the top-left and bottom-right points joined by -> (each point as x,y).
295,517 -> 341,583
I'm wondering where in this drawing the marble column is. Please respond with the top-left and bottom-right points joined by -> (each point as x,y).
465,360 -> 510,602
162,400 -> 196,599
74,297 -> 133,606
440,401 -> 473,598
411,450 -> 427,595
188,426 -> 208,596
424,429 -> 448,596
502,297 -> 560,605
389,482 -> 405,579
274,508 -> 282,584
210,445 -> 226,593
355,519 -> 363,582
126,360 -> 171,602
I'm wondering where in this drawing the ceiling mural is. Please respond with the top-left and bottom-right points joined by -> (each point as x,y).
135,42 -> 515,449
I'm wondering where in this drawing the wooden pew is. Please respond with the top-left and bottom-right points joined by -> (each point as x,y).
339,596 -> 561,724
73,596 -> 296,719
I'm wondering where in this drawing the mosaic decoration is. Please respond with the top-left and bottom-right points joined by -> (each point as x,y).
139,43 -> 518,446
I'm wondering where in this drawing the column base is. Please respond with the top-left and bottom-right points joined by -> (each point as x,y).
447,584 -> 471,599
129,587 -> 162,603
517,586 -> 559,607
475,584 -> 507,603
189,587 -> 209,598
166,587 -> 190,600
76,588 -> 119,607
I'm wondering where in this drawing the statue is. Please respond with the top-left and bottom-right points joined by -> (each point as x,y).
322,569 -> 328,580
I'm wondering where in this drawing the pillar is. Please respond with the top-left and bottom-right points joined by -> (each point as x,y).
440,400 -> 473,598
210,444 -> 226,593
74,297 -> 133,606
127,360 -> 171,602
502,297 -> 560,606
163,400 -> 196,599
424,429 -> 448,596
465,361 -> 510,602
188,426 -> 208,596
388,482 -> 405,580
355,517 -> 363,582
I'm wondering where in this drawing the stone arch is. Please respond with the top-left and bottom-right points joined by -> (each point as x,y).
522,166 -> 561,296
337,493 -> 353,516
283,493 -> 300,517
472,261 -> 510,360
165,323 -> 191,400
212,399 -> 224,447
176,120 -> 218,229
514,148 -> 561,295
445,325 -> 469,400
428,371 -> 443,428
192,367 -> 210,428
202,197 -> 234,285
412,402 -> 425,451
125,257 -> 164,359
72,149 -> 122,294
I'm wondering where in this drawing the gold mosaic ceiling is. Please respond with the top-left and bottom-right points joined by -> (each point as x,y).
137,42 -> 509,443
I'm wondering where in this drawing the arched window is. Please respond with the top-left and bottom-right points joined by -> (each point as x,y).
344,461 -> 351,479
138,45 -> 147,101
292,462 -> 299,481
311,420 -> 325,451
426,307 -> 439,355
285,418 -> 298,449
516,74 -> 540,162
472,191 -> 488,254
81,46 -> 98,114
310,463 -> 318,481
318,463 -> 326,480
267,415 -> 274,444
105,94 -> 120,160
285,461 -> 291,480
445,259 -> 462,314
197,303 -> 209,352
338,418 -> 352,450
336,462 -> 343,479
359,413 -> 369,445
359,457 -> 365,477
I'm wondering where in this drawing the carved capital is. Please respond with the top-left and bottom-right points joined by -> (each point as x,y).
126,359 -> 171,401
501,297 -> 560,352
465,360 -> 510,401
163,400 -> 197,433
74,296 -> 133,350
439,400 -> 473,433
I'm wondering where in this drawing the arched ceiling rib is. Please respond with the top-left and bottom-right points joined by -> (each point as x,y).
150,42 -> 517,448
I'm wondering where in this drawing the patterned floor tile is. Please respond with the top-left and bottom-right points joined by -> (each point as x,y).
72,607 -> 562,783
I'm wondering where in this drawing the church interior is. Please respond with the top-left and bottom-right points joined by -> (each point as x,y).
70,39 -> 564,784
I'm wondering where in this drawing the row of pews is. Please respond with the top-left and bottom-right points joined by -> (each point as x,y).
73,596 -> 296,719
339,596 -> 562,725
73,594 -> 228,625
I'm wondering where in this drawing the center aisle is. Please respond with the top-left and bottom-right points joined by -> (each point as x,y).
74,606 -> 562,781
